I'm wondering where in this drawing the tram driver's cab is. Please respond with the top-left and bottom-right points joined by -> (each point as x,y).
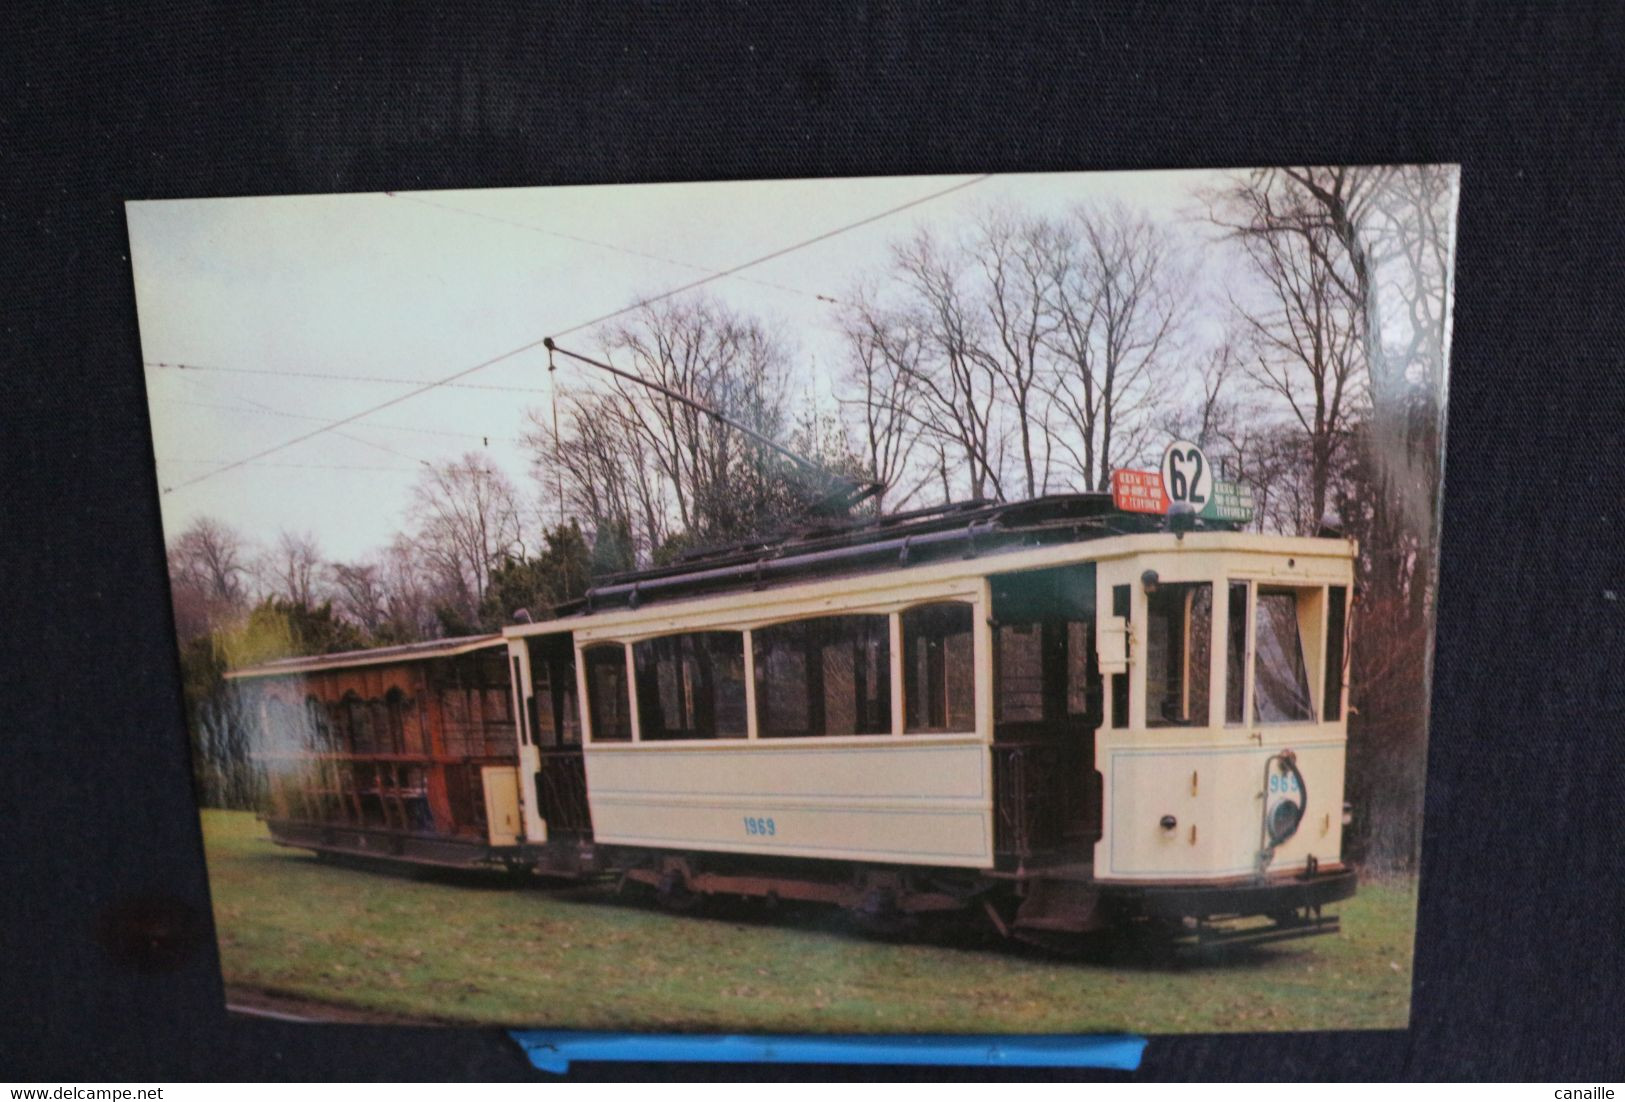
1092,539 -> 1355,890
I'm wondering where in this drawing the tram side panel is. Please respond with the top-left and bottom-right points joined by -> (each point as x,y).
582,738 -> 993,867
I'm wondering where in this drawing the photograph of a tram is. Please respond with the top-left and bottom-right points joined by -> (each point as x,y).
236,492 -> 1356,947
132,163 -> 1455,1032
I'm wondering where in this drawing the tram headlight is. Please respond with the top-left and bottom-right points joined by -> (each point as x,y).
1141,569 -> 1160,594
1268,799 -> 1303,845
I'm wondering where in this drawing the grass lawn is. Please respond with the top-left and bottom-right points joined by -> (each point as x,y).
202,809 -> 1415,1033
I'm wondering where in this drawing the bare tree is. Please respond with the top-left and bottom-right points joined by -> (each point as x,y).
1163,337 -> 1248,473
408,453 -> 525,624
257,530 -> 324,609
525,392 -> 668,559
837,290 -> 930,514
378,535 -> 439,641
1209,165 -> 1453,547
595,297 -> 792,540
528,296 -> 845,560
888,228 -> 1006,501
170,516 -> 250,604
1218,180 -> 1364,532
973,209 -> 1063,497
1045,204 -> 1185,491
328,559 -> 388,636
167,516 -> 251,640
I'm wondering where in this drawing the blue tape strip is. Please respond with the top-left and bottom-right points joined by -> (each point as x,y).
509,1031 -> 1146,1075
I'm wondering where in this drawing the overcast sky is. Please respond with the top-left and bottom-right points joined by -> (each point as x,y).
129,168 -> 1242,563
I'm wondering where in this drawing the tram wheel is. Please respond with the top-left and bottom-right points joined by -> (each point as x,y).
652,869 -> 705,914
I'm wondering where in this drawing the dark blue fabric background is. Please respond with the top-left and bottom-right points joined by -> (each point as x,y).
2,0 -> 1621,1081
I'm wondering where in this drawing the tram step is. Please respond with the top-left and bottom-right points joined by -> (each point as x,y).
1013,878 -> 1108,935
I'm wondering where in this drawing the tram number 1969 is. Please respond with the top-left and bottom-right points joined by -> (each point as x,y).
743,816 -> 777,836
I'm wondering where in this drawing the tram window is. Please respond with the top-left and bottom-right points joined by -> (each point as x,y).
1145,582 -> 1213,727
479,683 -> 512,757
756,626 -> 810,734
511,656 -> 531,746
343,692 -> 376,752
1324,586 -> 1348,722
633,632 -> 747,740
583,644 -> 633,741
995,624 -> 1045,723
1226,581 -> 1248,725
264,696 -> 297,752
995,619 -> 1099,727
527,638 -> 581,747
1110,674 -> 1129,730
327,695 -> 351,750
902,602 -> 975,733
382,689 -> 408,753
1066,622 -> 1094,717
397,691 -> 426,755
531,652 -> 556,746
303,695 -> 332,753
755,615 -> 891,738
1254,588 -> 1315,723
1110,585 -> 1130,729
368,699 -> 390,753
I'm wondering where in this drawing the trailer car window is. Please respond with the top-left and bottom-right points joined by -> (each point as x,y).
382,688 -> 408,753
634,632 -> 747,740
303,695 -> 331,753
754,615 -> 891,738
902,602 -> 975,733
343,691 -> 376,752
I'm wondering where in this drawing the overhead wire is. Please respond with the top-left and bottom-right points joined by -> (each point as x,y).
155,395 -> 505,442
146,360 -> 555,395
153,374 -> 449,484
161,172 -> 992,494
388,192 -> 842,304
158,459 -> 424,474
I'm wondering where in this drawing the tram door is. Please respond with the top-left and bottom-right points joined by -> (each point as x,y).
990,563 -> 1104,865
524,633 -> 593,840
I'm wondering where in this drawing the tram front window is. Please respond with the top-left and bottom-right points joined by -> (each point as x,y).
1144,582 -> 1212,727
1254,588 -> 1315,723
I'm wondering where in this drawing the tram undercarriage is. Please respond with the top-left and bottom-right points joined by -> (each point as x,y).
576,842 -> 1356,950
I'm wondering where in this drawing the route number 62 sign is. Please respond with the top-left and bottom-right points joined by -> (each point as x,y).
1110,440 -> 1255,523
1161,440 -> 1213,510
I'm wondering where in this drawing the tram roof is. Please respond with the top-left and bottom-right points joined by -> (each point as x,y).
223,632 -> 505,680
561,493 -> 1234,617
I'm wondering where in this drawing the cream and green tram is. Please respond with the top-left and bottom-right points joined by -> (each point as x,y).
505,494 -> 1357,945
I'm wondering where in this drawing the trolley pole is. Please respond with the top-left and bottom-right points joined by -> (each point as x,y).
541,337 -> 882,510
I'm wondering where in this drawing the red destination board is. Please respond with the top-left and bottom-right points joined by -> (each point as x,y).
1111,468 -> 1168,514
